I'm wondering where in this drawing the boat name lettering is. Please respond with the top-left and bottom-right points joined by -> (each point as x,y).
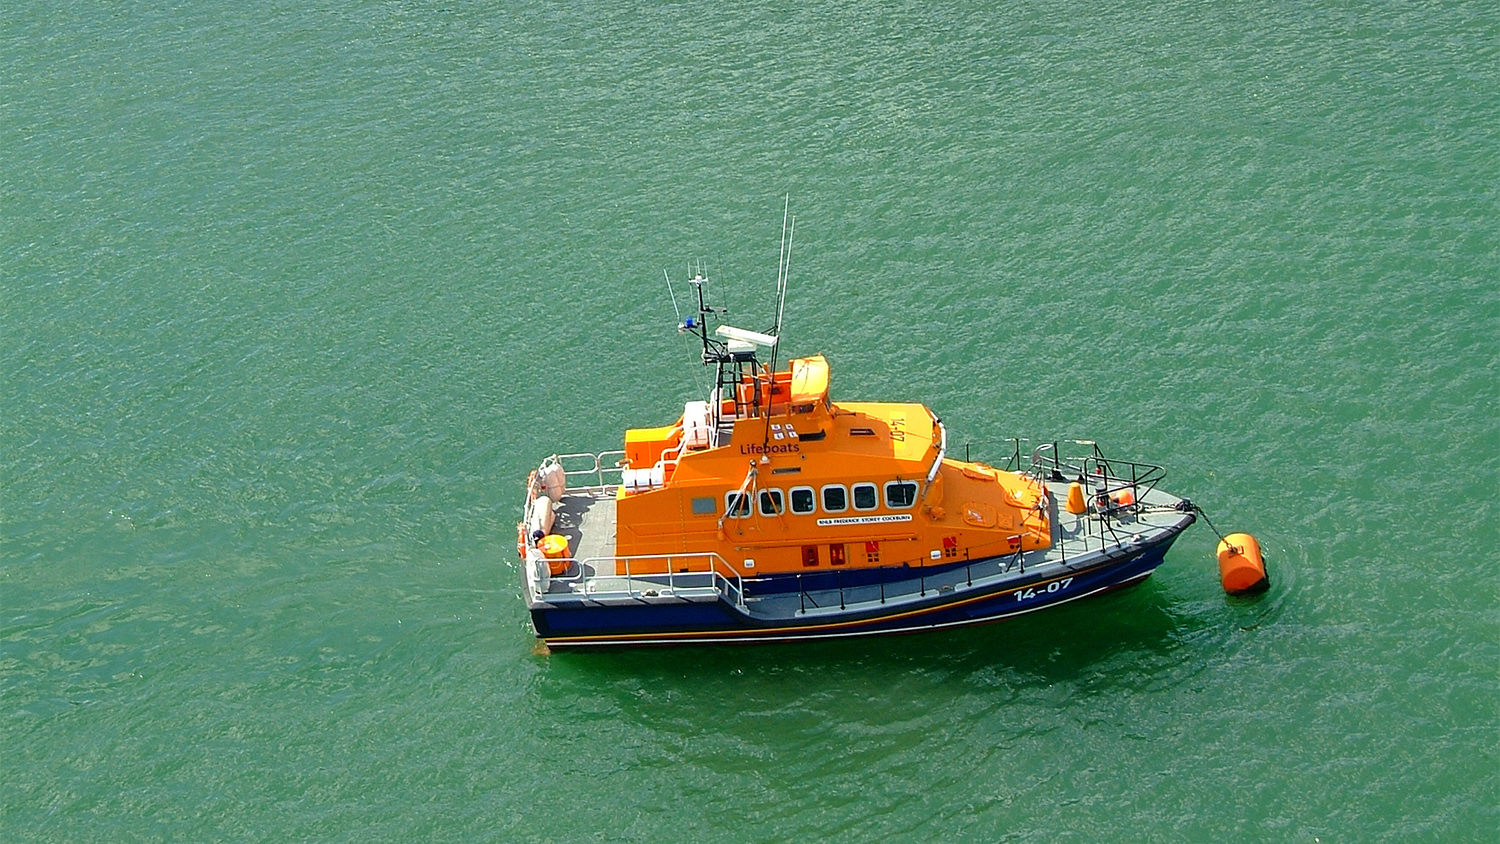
815,514 -> 914,527
740,443 -> 801,455
1013,577 -> 1074,601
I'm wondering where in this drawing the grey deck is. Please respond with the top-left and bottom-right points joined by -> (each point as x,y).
551,488 -> 618,576
529,477 -> 1193,614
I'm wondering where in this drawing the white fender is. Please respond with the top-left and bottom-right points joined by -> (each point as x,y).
539,461 -> 566,500
622,466 -> 666,491
525,546 -> 550,596
527,495 -> 555,535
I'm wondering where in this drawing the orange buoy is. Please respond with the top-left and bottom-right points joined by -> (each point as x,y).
1065,482 -> 1087,514
539,534 -> 571,576
1216,532 -> 1268,594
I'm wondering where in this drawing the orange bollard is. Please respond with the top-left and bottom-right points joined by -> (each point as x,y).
1065,482 -> 1087,514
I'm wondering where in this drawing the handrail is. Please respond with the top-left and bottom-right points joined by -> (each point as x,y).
539,550 -> 746,609
926,420 -> 947,483
549,451 -> 627,488
652,439 -> 685,480
523,452 -> 744,606
942,438 -> 1171,557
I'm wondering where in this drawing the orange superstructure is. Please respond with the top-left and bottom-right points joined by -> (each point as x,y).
611,355 -> 1051,576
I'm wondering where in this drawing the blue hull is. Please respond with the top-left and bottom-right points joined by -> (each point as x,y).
531,531 -> 1182,648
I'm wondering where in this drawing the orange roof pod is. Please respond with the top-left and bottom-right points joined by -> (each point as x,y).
726,355 -> 830,419
789,355 -> 830,407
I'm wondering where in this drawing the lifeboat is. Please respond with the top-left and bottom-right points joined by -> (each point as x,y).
515,227 -> 1200,648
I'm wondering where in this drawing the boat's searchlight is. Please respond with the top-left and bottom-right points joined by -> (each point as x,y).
715,325 -> 778,350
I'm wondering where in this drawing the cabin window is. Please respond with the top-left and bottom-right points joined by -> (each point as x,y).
885,480 -> 918,509
821,485 -> 848,513
852,483 -> 879,511
789,486 -> 816,514
691,497 -> 717,516
758,488 -> 784,516
725,492 -> 751,518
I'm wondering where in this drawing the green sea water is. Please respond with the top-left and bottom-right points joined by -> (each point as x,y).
4,1 -> 1496,841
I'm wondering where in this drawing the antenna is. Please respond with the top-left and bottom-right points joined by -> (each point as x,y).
691,259 -> 715,316
772,197 -> 789,335
777,213 -> 794,336
684,270 -> 729,363
767,196 -> 795,376
663,269 -> 683,325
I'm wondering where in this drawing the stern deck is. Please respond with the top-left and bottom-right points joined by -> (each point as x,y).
551,487 -> 618,577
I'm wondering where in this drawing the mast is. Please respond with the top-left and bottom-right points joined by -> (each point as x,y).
668,204 -> 794,437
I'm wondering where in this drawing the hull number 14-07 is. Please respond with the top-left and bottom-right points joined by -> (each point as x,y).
1013,577 -> 1073,601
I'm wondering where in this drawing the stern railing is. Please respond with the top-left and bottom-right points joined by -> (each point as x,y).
519,451 -> 741,608
549,451 -> 627,488
538,551 -> 747,609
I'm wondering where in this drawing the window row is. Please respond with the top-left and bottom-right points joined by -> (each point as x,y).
723,480 -> 919,518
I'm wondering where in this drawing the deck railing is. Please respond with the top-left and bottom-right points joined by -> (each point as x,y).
525,446 -> 1175,614
524,451 -> 746,607
542,550 -> 747,609
960,438 -> 1167,507
951,437 -> 1173,559
548,451 -> 627,488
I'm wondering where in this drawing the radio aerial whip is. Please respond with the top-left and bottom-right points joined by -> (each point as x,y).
664,269 -> 683,326
767,196 -> 794,376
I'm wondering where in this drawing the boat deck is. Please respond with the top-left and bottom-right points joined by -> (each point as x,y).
532,479 -> 1194,622
550,487 -> 618,577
